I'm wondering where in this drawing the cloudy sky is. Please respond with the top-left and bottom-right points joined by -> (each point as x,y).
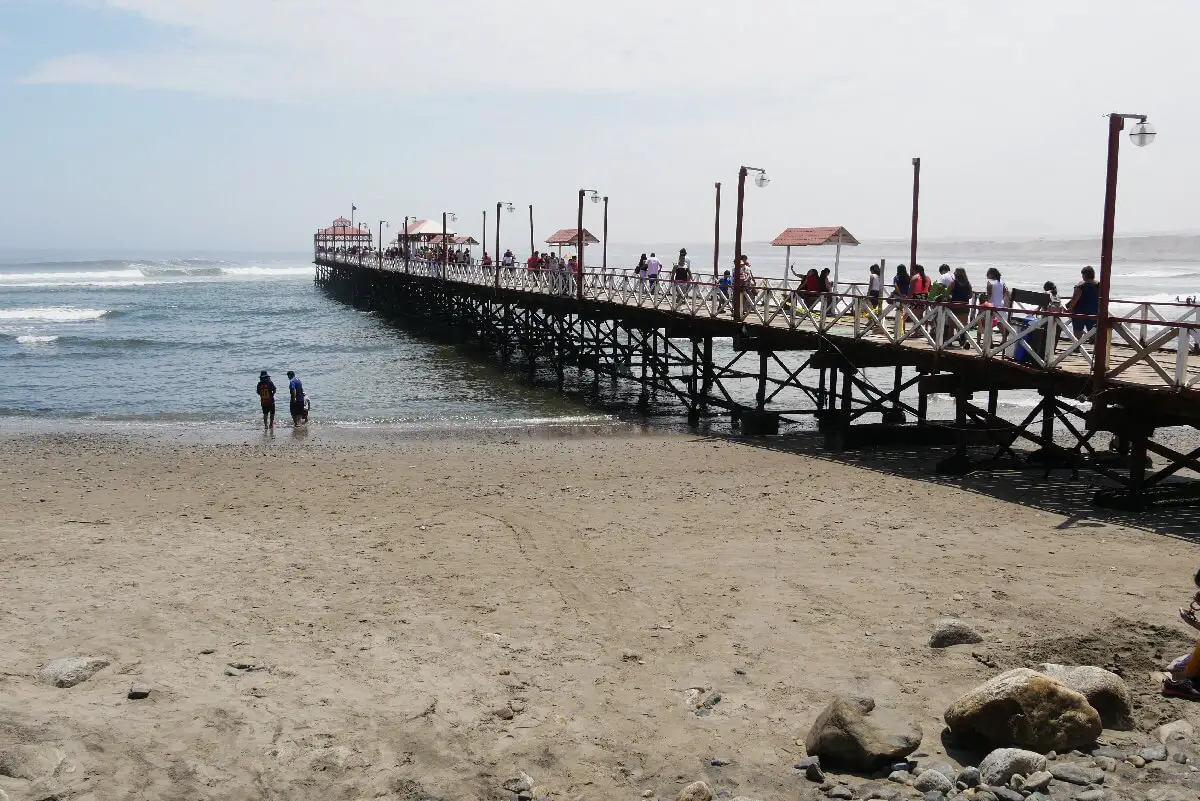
0,0 -> 1196,252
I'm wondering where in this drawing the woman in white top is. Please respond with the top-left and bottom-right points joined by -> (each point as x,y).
979,267 -> 1010,340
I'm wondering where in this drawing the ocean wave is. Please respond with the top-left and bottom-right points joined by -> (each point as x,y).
0,263 -> 310,286
15,335 -> 59,345
0,307 -> 114,322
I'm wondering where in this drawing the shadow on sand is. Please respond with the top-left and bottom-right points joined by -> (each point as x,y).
706,431 -> 1200,541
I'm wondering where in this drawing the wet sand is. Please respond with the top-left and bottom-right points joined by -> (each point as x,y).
1,429 -> 1197,801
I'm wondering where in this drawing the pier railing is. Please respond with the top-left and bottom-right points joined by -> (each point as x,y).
315,251 -> 1200,393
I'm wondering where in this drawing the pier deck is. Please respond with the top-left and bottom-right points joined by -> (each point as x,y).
314,253 -> 1200,509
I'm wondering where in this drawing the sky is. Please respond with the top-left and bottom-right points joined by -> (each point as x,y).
0,0 -> 1197,253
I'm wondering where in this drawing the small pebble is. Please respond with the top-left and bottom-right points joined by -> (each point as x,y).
224,667 -> 244,677
199,648 -> 215,655
127,683 -> 151,700
711,758 -> 731,767
1128,755 -> 1146,768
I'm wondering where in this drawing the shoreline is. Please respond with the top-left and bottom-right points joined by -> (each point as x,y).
2,430 -> 1199,799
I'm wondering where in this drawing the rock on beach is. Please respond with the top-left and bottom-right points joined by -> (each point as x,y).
929,619 -> 984,648
943,668 -> 1102,752
978,748 -> 1048,787
805,694 -> 922,770
39,656 -> 110,688
1034,664 -> 1134,730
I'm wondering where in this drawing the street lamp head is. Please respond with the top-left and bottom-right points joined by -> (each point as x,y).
447,212 -> 458,222
502,202 -> 515,213
754,171 -> 771,188
590,193 -> 602,205
1130,120 -> 1157,147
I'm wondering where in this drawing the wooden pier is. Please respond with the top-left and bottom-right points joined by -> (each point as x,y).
314,252 -> 1200,510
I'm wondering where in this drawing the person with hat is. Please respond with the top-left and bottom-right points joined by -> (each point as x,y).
255,370 -> 276,430
286,371 -> 306,427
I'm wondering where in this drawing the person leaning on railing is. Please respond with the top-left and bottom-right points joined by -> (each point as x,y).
1065,265 -> 1100,338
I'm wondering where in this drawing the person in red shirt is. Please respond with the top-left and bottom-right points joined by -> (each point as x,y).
526,251 -> 540,270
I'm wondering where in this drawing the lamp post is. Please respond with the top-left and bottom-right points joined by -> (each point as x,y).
576,189 -> 601,300
1092,113 -> 1156,397
909,158 -> 920,283
528,205 -> 535,259
713,182 -> 721,277
601,196 -> 609,272
732,166 -> 770,320
378,220 -> 388,269
495,202 -> 514,288
442,211 -> 457,278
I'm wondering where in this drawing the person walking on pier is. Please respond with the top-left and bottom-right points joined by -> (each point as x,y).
646,252 -> 662,296
867,264 -> 882,308
948,267 -> 973,348
634,254 -> 648,293
1066,265 -> 1100,339
672,248 -> 692,309
979,267 -> 1011,343
256,370 -> 276,430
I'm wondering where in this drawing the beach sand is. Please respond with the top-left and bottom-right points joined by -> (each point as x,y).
1,429 -> 1198,801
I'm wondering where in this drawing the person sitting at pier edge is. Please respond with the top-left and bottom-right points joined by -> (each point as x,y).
502,249 -> 515,268
526,251 -> 540,271
867,264 -> 882,308
1065,265 -> 1100,338
949,267 -> 973,347
482,252 -> 493,268
909,264 -> 930,300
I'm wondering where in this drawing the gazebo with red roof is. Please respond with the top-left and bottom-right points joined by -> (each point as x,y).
545,228 -> 599,256
315,217 -> 373,251
771,226 -> 859,288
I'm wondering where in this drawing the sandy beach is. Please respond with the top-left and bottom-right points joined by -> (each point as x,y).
2,428 -> 1199,801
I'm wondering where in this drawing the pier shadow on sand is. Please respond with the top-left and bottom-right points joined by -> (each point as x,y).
708,431 -> 1200,541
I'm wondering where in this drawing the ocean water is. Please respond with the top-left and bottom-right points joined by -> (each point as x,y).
1,236 -> 1198,435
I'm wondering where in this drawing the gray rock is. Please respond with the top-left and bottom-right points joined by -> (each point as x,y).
127,683 -> 151,700
1173,751 -> 1190,765
1035,664 -> 1134,731
979,749 -> 1048,787
826,786 -> 854,800
39,656 -> 110,688
805,694 -> 923,770
678,781 -> 713,801
1075,791 -> 1105,801
1091,747 -> 1127,761
494,705 -> 515,720
1026,793 -> 1054,801
503,771 -> 535,793
923,763 -> 958,783
1093,756 -> 1116,772
1128,755 -> 1146,768
1145,787 -> 1195,801
1022,770 -> 1053,791
796,756 -> 825,783
985,786 -> 1025,801
891,762 -> 914,774
913,771 -> 953,794
0,744 -> 64,780
957,766 -> 981,788
923,793 -> 944,801
1156,720 -> 1196,745
1049,763 -> 1105,786
860,783 -> 902,801
1142,745 -> 1169,762
930,619 -> 985,648
973,791 -> 998,801
943,669 -> 1102,752
888,771 -> 910,784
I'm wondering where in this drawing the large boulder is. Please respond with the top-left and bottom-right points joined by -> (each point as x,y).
944,668 -> 1101,752
39,656 -> 110,688
977,748 -> 1047,786
1034,664 -> 1133,730
806,694 -> 923,770
678,781 -> 713,801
